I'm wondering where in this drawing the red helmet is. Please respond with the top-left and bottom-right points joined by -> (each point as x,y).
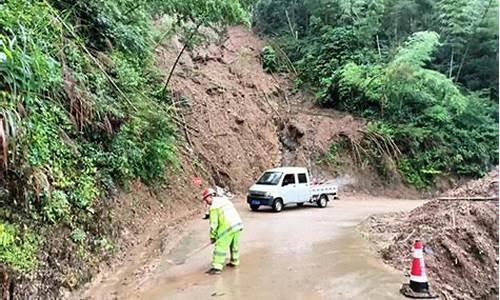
202,188 -> 216,200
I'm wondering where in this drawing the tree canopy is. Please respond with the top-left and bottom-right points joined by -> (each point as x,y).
254,0 -> 499,187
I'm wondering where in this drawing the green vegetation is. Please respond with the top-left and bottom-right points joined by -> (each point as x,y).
261,46 -> 279,73
0,222 -> 38,272
254,0 -> 498,187
0,0 -> 250,287
317,143 -> 344,167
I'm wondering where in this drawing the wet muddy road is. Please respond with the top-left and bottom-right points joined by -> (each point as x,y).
79,196 -> 426,300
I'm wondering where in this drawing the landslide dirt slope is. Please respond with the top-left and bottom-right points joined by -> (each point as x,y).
364,167 -> 499,300
156,25 -> 410,196
157,26 -> 283,192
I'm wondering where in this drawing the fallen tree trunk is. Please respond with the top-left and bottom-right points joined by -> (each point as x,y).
437,196 -> 498,201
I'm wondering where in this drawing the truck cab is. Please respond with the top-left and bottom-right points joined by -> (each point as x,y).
247,167 -> 313,212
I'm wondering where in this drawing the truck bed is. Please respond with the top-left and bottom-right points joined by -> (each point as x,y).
310,182 -> 338,199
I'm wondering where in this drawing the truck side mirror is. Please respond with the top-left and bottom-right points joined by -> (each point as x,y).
282,181 -> 288,187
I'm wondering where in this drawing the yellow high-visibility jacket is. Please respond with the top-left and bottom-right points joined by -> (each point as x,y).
209,197 -> 243,240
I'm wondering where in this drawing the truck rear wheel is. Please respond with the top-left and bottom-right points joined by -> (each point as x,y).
317,195 -> 328,208
297,202 -> 304,207
250,204 -> 260,211
272,199 -> 283,213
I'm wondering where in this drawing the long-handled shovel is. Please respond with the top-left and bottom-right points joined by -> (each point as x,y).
167,241 -> 213,265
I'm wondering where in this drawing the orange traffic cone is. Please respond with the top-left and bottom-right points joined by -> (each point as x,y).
400,240 -> 438,299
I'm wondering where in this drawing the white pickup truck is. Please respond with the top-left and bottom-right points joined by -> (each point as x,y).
246,167 -> 338,212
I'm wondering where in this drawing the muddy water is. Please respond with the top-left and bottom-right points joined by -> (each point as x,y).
131,198 -> 425,300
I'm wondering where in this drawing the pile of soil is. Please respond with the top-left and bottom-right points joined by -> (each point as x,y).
444,166 -> 499,198
364,169 -> 499,300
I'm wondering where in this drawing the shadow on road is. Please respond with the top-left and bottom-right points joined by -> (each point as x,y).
248,203 -> 325,213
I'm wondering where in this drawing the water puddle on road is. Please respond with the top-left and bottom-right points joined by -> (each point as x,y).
140,229 -> 407,300
165,231 -> 206,265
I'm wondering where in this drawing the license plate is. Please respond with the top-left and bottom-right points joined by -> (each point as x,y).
251,200 -> 260,205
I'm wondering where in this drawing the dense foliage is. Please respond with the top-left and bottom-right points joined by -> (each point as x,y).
261,46 -> 279,73
0,0 -> 249,282
254,0 -> 498,187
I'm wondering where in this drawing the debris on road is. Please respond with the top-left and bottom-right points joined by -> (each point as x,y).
443,166 -> 499,198
365,167 -> 499,300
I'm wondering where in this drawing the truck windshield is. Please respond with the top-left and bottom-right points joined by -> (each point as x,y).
256,172 -> 283,185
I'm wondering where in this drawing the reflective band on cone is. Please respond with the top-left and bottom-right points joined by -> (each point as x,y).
410,241 -> 428,292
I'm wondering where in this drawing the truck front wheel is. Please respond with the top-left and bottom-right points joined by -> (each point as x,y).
272,199 -> 284,212
250,204 -> 260,211
317,195 -> 328,208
